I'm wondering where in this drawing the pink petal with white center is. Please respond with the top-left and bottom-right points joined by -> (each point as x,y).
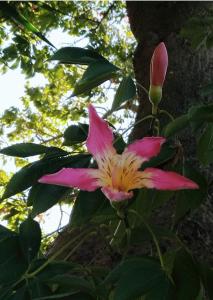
38,168 -> 100,191
86,104 -> 115,157
101,187 -> 133,202
125,137 -> 166,162
142,168 -> 199,190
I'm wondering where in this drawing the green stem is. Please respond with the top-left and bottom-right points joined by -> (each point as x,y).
64,231 -> 97,261
114,115 -> 154,144
110,219 -> 122,246
159,109 -> 175,122
122,212 -> 131,259
129,209 -> 165,269
136,82 -> 149,95
27,228 -> 92,278
154,118 -> 160,136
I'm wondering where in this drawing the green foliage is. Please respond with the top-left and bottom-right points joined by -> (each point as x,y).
171,249 -> 200,300
73,61 -> 119,96
50,47 -> 106,65
28,183 -> 70,217
174,164 -> 207,222
19,217 -> 41,262
111,76 -> 136,111
71,189 -> 115,226
63,123 -> 88,146
0,143 -> 68,158
105,257 -> 170,300
0,2 -> 55,48
180,16 -> 213,49
197,123 -> 213,165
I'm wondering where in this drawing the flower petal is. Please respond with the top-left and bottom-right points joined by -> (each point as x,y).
101,187 -> 133,202
125,137 -> 165,162
38,168 -> 100,191
141,168 -> 199,190
86,104 -> 115,157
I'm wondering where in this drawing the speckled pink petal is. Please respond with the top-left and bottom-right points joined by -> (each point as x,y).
101,187 -> 133,202
142,168 -> 199,190
125,137 -> 166,162
86,104 -> 115,157
38,168 -> 100,191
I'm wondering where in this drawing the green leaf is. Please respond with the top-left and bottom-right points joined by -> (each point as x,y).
111,76 -> 136,111
129,225 -> 175,246
163,114 -> 190,137
0,236 -> 28,284
129,189 -> 173,227
2,154 -> 91,200
172,249 -> 200,300
0,2 -> 55,48
19,218 -> 41,262
174,164 -> 207,222
26,277 -> 52,299
180,17 -> 208,49
29,260 -> 78,281
199,263 -> 213,300
45,274 -> 95,297
0,143 -> 68,158
105,257 -> 169,300
113,133 -> 126,154
73,61 -> 119,96
200,83 -> 213,97
188,104 -> 213,123
71,189 -> 114,226
144,277 -> 172,300
63,123 -> 88,146
0,224 -> 15,241
28,184 -> 70,217
50,47 -> 106,65
6,285 -> 29,300
197,123 -> 213,165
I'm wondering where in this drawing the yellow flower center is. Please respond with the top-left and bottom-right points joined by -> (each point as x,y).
96,150 -> 144,193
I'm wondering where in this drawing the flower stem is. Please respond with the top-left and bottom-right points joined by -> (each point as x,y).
109,219 -> 122,246
129,209 -> 165,269
159,109 -> 175,121
114,114 -> 154,144
64,231 -> 97,261
26,228 -> 92,278
136,82 -> 149,95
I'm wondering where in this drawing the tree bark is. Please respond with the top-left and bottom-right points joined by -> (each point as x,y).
126,1 -> 213,262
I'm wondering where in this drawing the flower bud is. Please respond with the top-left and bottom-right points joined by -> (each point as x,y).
149,42 -> 168,110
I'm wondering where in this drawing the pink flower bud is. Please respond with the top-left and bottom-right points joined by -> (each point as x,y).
150,42 -> 168,86
149,42 -> 168,110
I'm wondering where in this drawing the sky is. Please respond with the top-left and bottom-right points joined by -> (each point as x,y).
0,29 -> 84,234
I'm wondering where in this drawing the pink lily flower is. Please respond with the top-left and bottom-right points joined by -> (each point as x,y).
39,105 -> 198,202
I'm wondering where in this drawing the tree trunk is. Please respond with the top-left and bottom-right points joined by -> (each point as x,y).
126,1 -> 213,262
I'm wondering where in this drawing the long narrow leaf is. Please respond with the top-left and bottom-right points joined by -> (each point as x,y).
0,2 -> 55,48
